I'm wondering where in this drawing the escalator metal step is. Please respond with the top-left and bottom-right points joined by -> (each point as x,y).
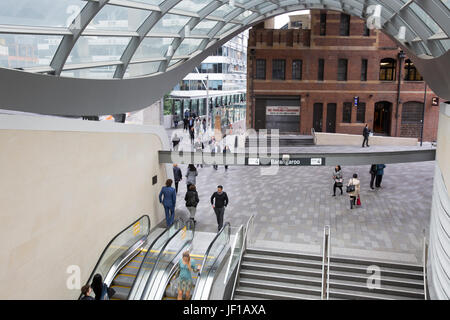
113,274 -> 136,287
110,285 -> 131,300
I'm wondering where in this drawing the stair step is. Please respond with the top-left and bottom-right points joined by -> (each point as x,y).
110,285 -> 131,300
328,287 -> 423,300
328,279 -> 424,298
329,270 -> 424,289
235,286 -> 320,300
330,261 -> 423,280
113,274 -> 135,287
244,253 -> 323,269
241,261 -> 323,278
240,269 -> 322,287
330,256 -> 423,272
246,248 -> 322,261
238,278 -> 322,296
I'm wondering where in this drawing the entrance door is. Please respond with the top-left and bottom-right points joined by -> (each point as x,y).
374,101 -> 392,135
313,103 -> 323,132
326,103 -> 337,133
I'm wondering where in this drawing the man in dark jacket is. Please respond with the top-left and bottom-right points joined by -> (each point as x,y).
185,184 -> 199,223
159,179 -> 177,227
375,164 -> 386,188
362,124 -> 370,148
369,164 -> 377,190
173,164 -> 182,193
210,185 -> 229,232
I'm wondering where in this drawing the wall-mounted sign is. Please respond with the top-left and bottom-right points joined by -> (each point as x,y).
432,97 -> 439,106
266,106 -> 300,116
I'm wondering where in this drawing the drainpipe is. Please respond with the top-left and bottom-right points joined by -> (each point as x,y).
395,50 -> 406,136
420,83 -> 427,146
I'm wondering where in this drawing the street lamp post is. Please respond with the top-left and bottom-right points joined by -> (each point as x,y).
206,75 -> 210,132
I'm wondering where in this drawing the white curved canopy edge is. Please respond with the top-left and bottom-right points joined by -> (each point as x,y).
0,0 -> 448,116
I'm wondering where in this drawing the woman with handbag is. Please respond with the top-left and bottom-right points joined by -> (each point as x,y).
332,165 -> 344,196
346,173 -> 361,210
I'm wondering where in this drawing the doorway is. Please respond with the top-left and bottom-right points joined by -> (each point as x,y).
374,101 -> 392,135
326,103 -> 336,133
313,103 -> 323,132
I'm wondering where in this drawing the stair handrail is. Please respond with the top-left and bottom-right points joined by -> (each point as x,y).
230,214 -> 255,300
422,230 -> 429,300
321,225 -> 331,300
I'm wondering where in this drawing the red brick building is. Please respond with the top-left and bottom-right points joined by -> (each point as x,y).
246,10 -> 440,142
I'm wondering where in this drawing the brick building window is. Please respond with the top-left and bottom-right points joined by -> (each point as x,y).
363,24 -> 370,36
292,59 -> 303,80
320,13 -> 327,36
379,58 -> 396,81
402,102 -> 423,123
337,59 -> 348,81
272,59 -> 286,80
342,102 -> 352,123
404,59 -> 423,81
340,14 -> 350,36
356,102 -> 366,123
318,59 -> 324,81
255,59 -> 266,79
361,59 -> 368,81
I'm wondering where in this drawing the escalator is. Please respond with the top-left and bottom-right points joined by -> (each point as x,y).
80,216 -> 187,300
153,222 -> 232,300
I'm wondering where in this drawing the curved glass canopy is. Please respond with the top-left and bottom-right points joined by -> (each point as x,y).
0,0 -> 449,79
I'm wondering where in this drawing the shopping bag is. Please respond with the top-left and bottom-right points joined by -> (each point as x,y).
357,196 -> 361,206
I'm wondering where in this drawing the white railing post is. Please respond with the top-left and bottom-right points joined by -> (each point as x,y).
321,225 -> 330,300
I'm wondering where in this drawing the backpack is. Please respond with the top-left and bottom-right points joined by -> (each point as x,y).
100,284 -> 109,300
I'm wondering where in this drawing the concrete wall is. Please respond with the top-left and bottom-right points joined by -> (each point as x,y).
427,102 -> 450,299
0,114 -> 170,299
314,132 -> 418,146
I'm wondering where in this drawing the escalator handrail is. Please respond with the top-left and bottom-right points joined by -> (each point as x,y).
140,219 -> 195,300
193,222 -> 231,299
127,218 -> 183,300
78,214 -> 151,300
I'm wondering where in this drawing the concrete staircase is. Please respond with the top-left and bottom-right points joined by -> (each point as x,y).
233,248 -> 425,300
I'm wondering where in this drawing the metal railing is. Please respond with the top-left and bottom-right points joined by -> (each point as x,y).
79,215 -> 151,299
192,222 -> 231,300
321,225 -> 331,300
229,214 -> 255,300
422,230 -> 429,300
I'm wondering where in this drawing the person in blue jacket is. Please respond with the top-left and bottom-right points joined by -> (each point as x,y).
375,164 -> 386,188
159,179 -> 177,227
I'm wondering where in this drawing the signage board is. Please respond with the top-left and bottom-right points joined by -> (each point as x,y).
266,106 -> 300,116
432,97 -> 439,106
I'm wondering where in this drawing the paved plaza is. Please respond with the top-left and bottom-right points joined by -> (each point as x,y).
168,128 -> 434,264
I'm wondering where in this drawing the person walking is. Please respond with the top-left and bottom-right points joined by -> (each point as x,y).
369,164 -> 377,190
189,126 -> 195,145
202,118 -> 207,133
185,164 -> 198,189
172,133 -> 181,151
183,110 -> 189,131
91,274 -> 115,300
159,179 -> 176,227
185,184 -> 199,224
173,113 -> 179,128
362,124 -> 370,148
177,251 -> 200,300
173,164 -> 182,193
223,145 -> 231,171
332,165 -> 344,196
195,118 -> 201,136
375,164 -> 386,188
211,142 -> 218,170
347,174 -> 361,210
194,138 -> 204,168
80,284 -> 94,300
188,116 -> 195,131
210,185 -> 229,232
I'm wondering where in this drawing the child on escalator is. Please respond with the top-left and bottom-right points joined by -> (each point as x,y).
177,251 -> 200,300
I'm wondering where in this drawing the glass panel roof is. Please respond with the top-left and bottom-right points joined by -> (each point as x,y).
0,0 -> 447,79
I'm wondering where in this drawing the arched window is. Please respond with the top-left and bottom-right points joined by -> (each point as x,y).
379,58 -> 396,81
404,59 -> 423,81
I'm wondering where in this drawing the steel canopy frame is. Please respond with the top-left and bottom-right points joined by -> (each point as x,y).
0,0 -> 449,116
